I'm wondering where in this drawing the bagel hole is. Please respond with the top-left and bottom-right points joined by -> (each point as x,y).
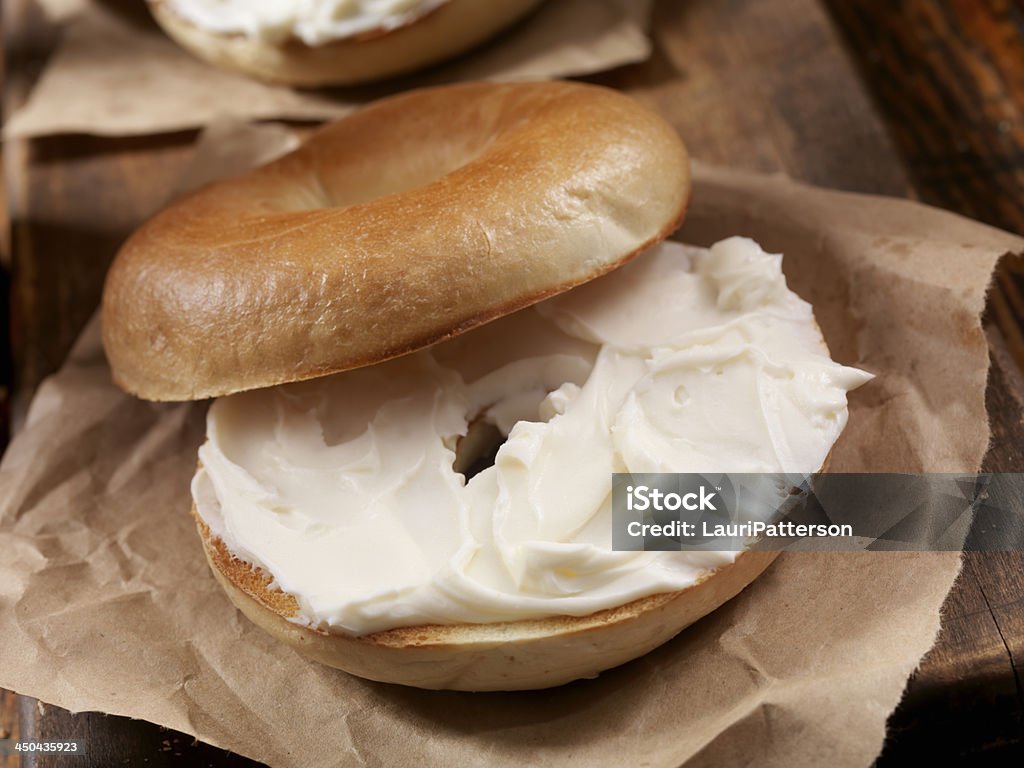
454,419 -> 506,480
306,132 -> 499,209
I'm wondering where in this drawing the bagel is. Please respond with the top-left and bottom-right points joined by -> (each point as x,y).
101,81 -> 690,402
147,0 -> 546,86
183,236 -> 870,691
101,82 -> 872,691
194,510 -> 781,691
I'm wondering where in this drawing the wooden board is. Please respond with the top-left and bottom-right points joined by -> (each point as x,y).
2,0 -> 1023,765
825,3 -> 1024,760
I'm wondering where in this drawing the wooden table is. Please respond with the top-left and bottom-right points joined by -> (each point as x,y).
3,0 -> 1024,764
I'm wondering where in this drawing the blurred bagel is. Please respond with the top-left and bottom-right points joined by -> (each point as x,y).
148,0 -> 546,85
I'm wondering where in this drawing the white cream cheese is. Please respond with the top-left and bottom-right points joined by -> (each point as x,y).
192,238 -> 873,635
165,0 -> 447,45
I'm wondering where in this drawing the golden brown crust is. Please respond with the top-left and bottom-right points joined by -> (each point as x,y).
193,506 -> 778,690
101,81 -> 691,401
148,0 -> 545,86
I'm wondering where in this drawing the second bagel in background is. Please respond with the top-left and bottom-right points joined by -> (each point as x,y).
147,0 -> 546,85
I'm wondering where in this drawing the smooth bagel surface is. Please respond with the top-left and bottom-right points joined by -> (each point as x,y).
148,0 -> 546,86
102,81 -> 690,401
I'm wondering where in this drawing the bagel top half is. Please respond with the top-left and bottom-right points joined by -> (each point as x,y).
101,81 -> 690,402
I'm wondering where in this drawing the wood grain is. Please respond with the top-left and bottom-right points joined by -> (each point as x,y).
16,697 -> 259,768
820,2 -> 1024,762
883,337 -> 1024,760
825,0 -> 1024,368
0,691 -> 20,768
2,0 -> 1024,765
825,0 -> 1024,232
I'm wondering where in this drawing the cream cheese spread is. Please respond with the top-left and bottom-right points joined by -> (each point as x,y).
165,0 -> 447,45
192,238 -> 872,635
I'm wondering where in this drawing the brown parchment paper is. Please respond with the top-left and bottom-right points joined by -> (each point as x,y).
1,123 -> 1023,768
4,0 -> 652,138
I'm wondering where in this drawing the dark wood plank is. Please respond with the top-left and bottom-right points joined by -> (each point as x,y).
884,553 -> 1024,763
882,335 -> 1024,761
822,1 -> 1024,762
824,0 -> 1024,234
1,690 -> 19,768
16,697 -> 261,768
824,0 -> 1024,365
